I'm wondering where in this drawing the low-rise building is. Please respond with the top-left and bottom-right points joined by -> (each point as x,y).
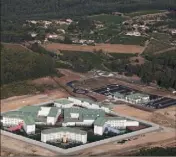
94,117 -> 139,135
41,127 -> 87,144
125,93 -> 150,104
1,111 -> 35,134
54,98 -> 74,108
1,106 -> 61,134
62,108 -> 105,127
126,31 -> 141,36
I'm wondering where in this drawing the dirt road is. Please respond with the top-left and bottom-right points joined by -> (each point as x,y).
43,43 -> 144,53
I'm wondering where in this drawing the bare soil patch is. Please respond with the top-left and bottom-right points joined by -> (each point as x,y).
31,76 -> 59,87
43,43 -> 144,54
1,135 -> 56,156
80,127 -> 176,156
130,56 -> 145,65
1,90 -> 69,113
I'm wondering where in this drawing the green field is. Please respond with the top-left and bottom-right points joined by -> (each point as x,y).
110,35 -> 148,46
88,14 -> 125,24
150,32 -> 171,42
142,39 -> 173,55
126,10 -> 166,17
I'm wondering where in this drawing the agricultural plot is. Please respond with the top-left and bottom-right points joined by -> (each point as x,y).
142,39 -> 173,55
2,43 -> 31,52
125,10 -> 166,17
88,14 -> 125,24
150,33 -> 172,42
110,35 -> 148,46
82,28 -> 121,43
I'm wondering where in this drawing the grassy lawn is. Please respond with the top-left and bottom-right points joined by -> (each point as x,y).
126,10 -> 166,17
88,14 -> 125,24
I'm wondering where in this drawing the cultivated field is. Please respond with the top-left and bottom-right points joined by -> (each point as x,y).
2,43 -> 32,52
43,43 -> 144,54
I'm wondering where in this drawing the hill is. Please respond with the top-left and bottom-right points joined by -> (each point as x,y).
1,44 -> 56,85
1,0 -> 176,20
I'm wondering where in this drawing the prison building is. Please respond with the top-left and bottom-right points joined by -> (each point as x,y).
1,106 -> 62,134
67,97 -> 110,112
54,98 -> 74,108
68,97 -> 99,109
47,107 -> 62,125
94,117 -> 139,135
19,106 -> 61,125
112,92 -> 125,100
62,108 -> 105,127
41,127 -> 87,144
1,111 -> 35,134
125,93 -> 150,104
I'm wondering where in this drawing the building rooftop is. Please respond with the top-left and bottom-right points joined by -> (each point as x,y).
41,127 -> 87,135
113,92 -> 125,98
126,93 -> 149,99
63,108 -> 105,122
19,106 -> 41,113
2,111 -> 35,125
54,98 -> 73,105
94,117 -> 126,126
23,116 -> 35,125
75,97 -> 95,104
48,107 -> 61,117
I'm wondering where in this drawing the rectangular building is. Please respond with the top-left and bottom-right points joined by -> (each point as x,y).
41,127 -> 87,144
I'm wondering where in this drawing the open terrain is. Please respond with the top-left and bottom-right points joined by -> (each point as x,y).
2,42 -> 33,52
1,70 -> 175,156
43,43 -> 144,54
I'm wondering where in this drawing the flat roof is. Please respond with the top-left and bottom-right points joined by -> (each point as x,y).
41,127 -> 87,135
54,98 -> 73,105
63,108 -> 105,122
2,111 -> 35,125
113,92 -> 125,97
19,106 -> 41,113
48,107 -> 61,117
94,117 -> 126,126
126,93 -> 149,99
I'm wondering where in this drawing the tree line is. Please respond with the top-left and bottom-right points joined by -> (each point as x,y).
1,0 -> 176,20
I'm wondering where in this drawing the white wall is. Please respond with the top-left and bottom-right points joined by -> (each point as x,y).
68,97 -> 81,104
41,131 -> 87,144
1,117 -> 23,126
125,121 -> 139,127
54,102 -> 74,108
94,125 -> 104,135
47,109 -> 61,125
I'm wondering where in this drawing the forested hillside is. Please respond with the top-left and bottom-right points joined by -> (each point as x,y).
1,44 -> 56,85
1,0 -> 176,20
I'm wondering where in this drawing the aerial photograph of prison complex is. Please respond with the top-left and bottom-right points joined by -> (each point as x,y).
1,96 -> 158,151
